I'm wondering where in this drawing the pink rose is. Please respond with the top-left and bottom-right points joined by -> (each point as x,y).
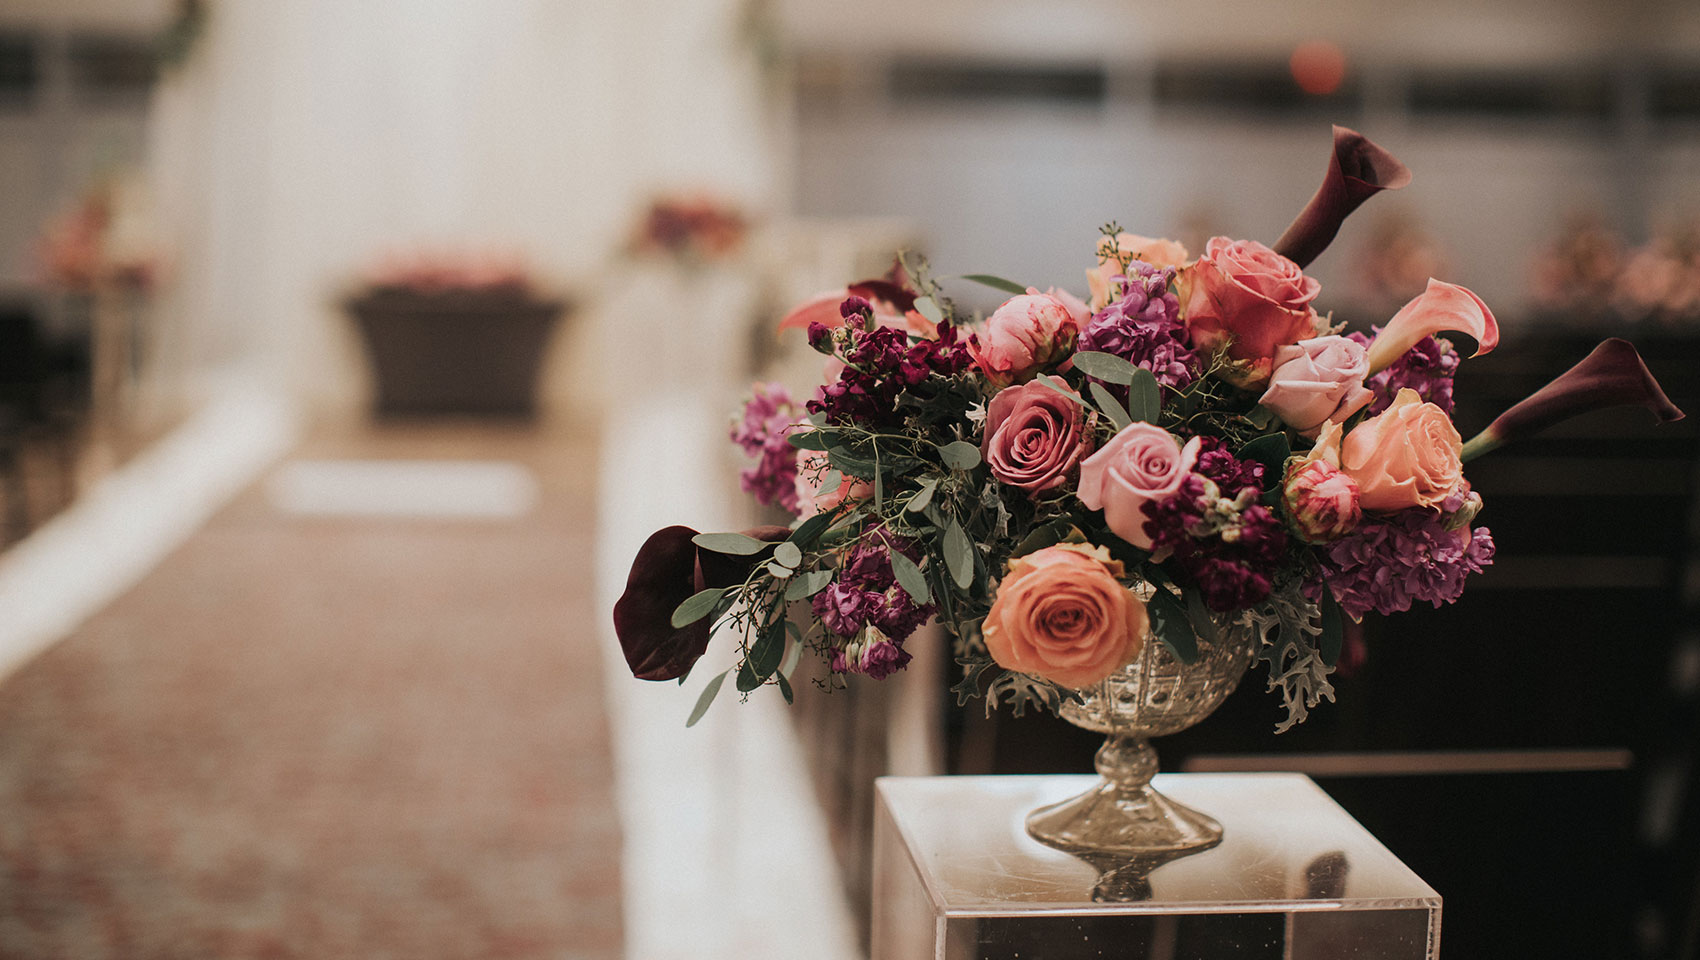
981,543 -> 1147,689
968,288 -> 1084,387
794,450 -> 872,518
1179,237 -> 1322,385
1282,457 -> 1362,542
982,376 -> 1095,493
1087,233 -> 1190,311
1258,335 -> 1374,437
1340,388 -> 1463,512
1077,423 -> 1202,550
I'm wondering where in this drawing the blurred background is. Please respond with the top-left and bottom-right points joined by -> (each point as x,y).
0,0 -> 1696,958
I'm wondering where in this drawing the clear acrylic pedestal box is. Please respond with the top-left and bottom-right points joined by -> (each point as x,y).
872,773 -> 1440,960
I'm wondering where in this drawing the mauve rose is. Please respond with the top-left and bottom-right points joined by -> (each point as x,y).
1341,388 -> 1463,511
982,377 -> 1095,493
1087,233 -> 1190,310
968,288 -> 1084,387
1077,423 -> 1202,550
981,543 -> 1147,689
1282,457 -> 1362,542
1259,335 -> 1374,437
794,450 -> 872,518
1180,237 -> 1322,386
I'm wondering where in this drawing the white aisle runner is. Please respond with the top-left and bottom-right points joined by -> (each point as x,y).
596,393 -> 862,960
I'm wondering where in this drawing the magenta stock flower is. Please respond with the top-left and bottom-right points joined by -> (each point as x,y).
731,383 -> 803,512
1319,490 -> 1495,620
1462,338 -> 1685,461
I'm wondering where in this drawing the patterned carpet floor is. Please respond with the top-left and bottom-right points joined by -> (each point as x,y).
0,422 -> 619,959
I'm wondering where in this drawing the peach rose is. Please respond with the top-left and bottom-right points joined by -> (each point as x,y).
1179,237 -> 1322,386
794,450 -> 872,518
982,377 -> 1095,493
1077,423 -> 1202,550
981,543 -> 1147,689
1087,233 -> 1191,311
1340,388 -> 1463,512
968,288 -> 1085,387
1258,335 -> 1373,437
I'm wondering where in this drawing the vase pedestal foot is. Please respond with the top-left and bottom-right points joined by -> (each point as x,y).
1025,735 -> 1224,861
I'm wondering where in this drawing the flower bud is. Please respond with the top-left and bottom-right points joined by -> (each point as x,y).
1283,457 -> 1362,542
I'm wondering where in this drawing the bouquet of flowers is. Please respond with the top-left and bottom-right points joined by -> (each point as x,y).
626,194 -> 749,264
614,127 -> 1684,732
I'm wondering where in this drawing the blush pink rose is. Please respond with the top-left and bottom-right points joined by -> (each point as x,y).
982,377 -> 1095,493
1258,335 -> 1374,437
981,543 -> 1147,689
1282,457 -> 1362,541
1340,388 -> 1463,512
1180,237 -> 1322,386
794,450 -> 872,518
968,288 -> 1085,387
1077,423 -> 1202,550
1087,233 -> 1191,311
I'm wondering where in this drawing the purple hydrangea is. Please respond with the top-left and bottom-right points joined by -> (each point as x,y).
1143,473 -> 1290,611
730,383 -> 802,512
1318,489 -> 1496,620
1077,263 -> 1198,393
1349,330 -> 1461,415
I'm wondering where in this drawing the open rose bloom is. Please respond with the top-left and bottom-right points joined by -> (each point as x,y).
613,125 -> 1685,734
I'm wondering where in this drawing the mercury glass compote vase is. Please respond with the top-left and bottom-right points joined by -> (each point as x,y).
1026,611 -> 1260,862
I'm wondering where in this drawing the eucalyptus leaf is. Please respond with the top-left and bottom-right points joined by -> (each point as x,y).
685,670 -> 729,727
827,448 -> 877,479
750,624 -> 785,680
1319,594 -> 1344,667
1011,521 -> 1065,558
1183,588 -> 1221,646
776,672 -> 795,705
779,631 -> 803,677
815,470 -> 841,498
1147,588 -> 1200,664
736,659 -> 761,693
691,532 -> 769,556
943,518 -> 974,591
671,587 -> 729,628
1127,368 -> 1161,424
765,560 -> 793,578
1069,351 -> 1138,386
773,541 -> 802,569
788,510 -> 836,547
906,478 -> 938,514
786,431 -> 833,451
783,569 -> 833,601
1033,376 -> 1089,407
958,273 -> 1029,296
889,549 -> 932,605
936,440 -> 981,471
1087,381 -> 1133,431
914,296 -> 944,326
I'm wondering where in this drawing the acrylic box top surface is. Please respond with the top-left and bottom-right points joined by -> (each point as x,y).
875,773 -> 1441,917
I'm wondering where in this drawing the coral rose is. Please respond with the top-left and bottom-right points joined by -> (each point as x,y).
1180,237 -> 1322,386
1087,233 -> 1190,311
982,376 -> 1095,493
981,543 -> 1147,689
1341,388 -> 1463,512
1077,423 -> 1202,551
968,288 -> 1084,387
1258,335 -> 1374,437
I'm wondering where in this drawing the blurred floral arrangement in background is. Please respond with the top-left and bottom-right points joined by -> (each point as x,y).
614,127 -> 1684,731
36,177 -> 160,294
626,194 -> 749,265
1531,212 -> 1700,322
358,249 -> 535,299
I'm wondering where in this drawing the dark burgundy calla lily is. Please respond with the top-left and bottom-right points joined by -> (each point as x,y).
1273,125 -> 1413,269
613,524 -> 791,681
1460,338 -> 1686,462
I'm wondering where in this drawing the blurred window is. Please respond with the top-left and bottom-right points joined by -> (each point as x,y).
0,32 -> 38,108
888,60 -> 1104,106
1407,69 -> 1612,121
67,33 -> 156,104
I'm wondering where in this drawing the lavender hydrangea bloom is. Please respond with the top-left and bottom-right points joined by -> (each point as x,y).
1349,330 -> 1460,415
1077,263 -> 1198,393
730,383 -> 802,512
1319,489 -> 1495,619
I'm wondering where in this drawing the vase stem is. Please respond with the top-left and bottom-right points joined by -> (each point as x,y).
1096,735 -> 1157,794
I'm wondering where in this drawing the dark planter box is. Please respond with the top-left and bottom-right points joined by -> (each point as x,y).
347,289 -> 567,419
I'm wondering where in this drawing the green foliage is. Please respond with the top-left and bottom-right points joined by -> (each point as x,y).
1088,381 -> 1132,431
672,587 -> 729,628
686,670 -> 729,727
943,518 -> 975,590
1146,587 -> 1200,663
889,549 -> 931,604
958,274 -> 1030,295
1070,351 -> 1138,385
692,532 -> 770,555
1127,369 -> 1162,424
936,440 -> 981,471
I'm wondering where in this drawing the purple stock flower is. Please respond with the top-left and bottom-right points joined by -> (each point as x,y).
1192,436 -> 1266,497
1077,262 -> 1198,394
1348,330 -> 1460,415
811,533 -> 936,644
730,383 -> 803,512
1318,489 -> 1496,620
859,638 -> 913,680
1143,473 -> 1289,611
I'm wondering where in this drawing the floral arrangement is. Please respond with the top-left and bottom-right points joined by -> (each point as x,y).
614,127 -> 1685,730
626,194 -> 749,264
359,250 -> 534,298
36,178 -> 160,294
